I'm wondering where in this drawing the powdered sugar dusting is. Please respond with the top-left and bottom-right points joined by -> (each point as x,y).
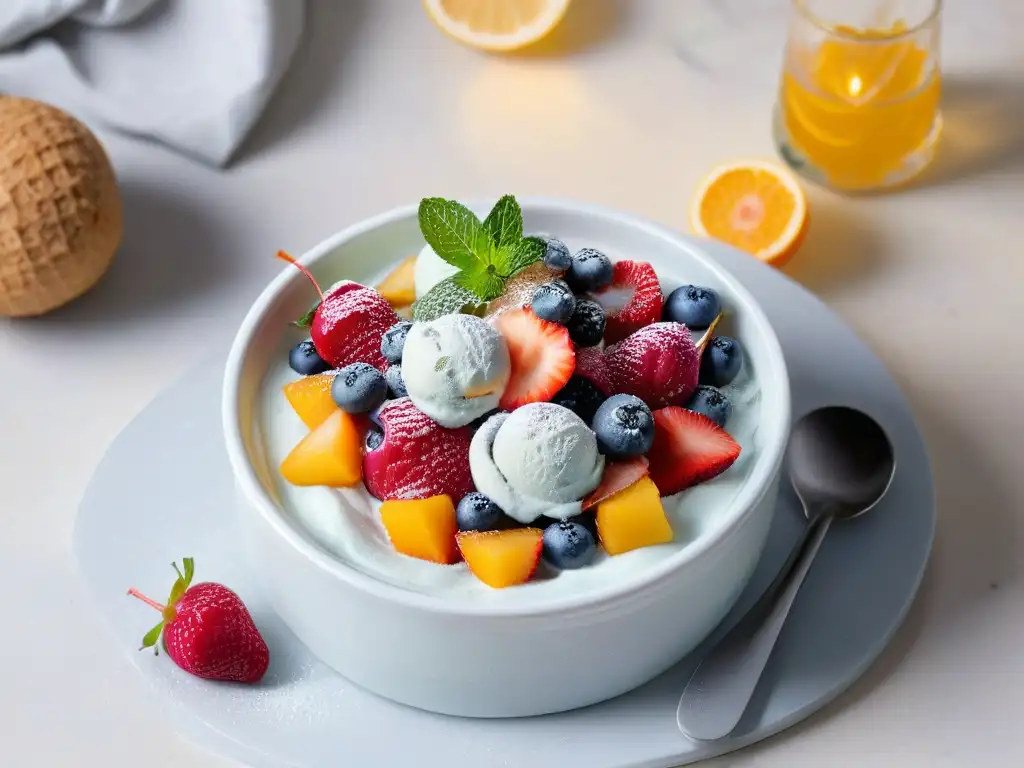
606,322 -> 699,407
363,397 -> 475,501
312,281 -> 398,371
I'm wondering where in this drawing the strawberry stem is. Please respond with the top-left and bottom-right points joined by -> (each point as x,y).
276,250 -> 324,302
126,588 -> 166,613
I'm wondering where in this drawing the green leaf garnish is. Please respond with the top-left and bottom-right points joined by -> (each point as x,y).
293,301 -> 320,328
453,263 -> 506,301
434,356 -> 451,372
482,195 -> 523,250
502,235 -> 546,278
418,198 -> 491,272
141,620 -> 164,655
412,277 -> 483,322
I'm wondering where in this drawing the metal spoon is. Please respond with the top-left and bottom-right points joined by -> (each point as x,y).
677,406 -> 895,741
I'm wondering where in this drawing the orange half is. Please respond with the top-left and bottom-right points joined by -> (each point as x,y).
423,0 -> 572,52
690,161 -> 809,267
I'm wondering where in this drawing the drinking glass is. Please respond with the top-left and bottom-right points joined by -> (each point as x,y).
773,0 -> 943,192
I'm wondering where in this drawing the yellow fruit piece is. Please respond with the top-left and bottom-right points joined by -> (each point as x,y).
375,255 -> 418,308
380,495 -> 459,564
456,528 -> 543,588
280,409 -> 363,488
690,160 -> 808,268
423,0 -> 572,52
596,475 -> 673,556
283,372 -> 338,429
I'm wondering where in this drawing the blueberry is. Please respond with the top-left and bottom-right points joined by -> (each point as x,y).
542,520 -> 597,569
384,364 -> 408,397
456,493 -> 505,532
567,299 -> 606,347
551,375 -> 606,426
663,285 -> 721,329
381,321 -> 412,364
685,385 -> 733,428
331,362 -> 388,413
700,336 -> 744,387
592,394 -> 655,459
530,280 -> 576,324
288,340 -> 330,376
566,248 -> 613,292
365,426 -> 384,452
541,237 -> 572,272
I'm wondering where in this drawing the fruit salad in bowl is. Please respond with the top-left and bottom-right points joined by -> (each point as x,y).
223,196 -> 790,717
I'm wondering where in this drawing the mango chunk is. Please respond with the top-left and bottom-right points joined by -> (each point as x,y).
381,495 -> 459,564
596,475 -> 673,555
456,528 -> 543,588
280,409 -> 362,488
375,255 -> 417,308
283,372 -> 338,429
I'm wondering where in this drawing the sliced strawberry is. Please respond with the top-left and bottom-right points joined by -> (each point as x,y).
605,322 -> 699,408
593,261 -> 664,344
582,456 -> 649,511
574,345 -> 614,396
493,308 -> 575,410
311,280 -> 400,372
647,407 -> 741,495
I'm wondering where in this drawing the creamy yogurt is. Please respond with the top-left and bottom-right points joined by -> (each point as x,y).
257,258 -> 763,606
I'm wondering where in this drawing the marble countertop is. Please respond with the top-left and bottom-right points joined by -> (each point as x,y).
1,0 -> 1021,765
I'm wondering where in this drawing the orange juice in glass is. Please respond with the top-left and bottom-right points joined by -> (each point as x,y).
774,0 -> 942,192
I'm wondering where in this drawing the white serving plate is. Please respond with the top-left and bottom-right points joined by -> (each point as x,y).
221,199 -> 791,717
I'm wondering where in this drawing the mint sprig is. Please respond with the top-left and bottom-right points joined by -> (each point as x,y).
414,195 -> 542,308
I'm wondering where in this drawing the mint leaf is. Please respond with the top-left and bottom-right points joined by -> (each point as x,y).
141,620 -> 164,654
412,277 -> 485,321
498,235 -> 545,278
483,195 -> 523,249
453,264 -> 506,301
434,356 -> 451,372
293,301 -> 320,328
418,198 -> 490,272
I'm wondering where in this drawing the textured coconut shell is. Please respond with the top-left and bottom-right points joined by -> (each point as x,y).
0,96 -> 123,317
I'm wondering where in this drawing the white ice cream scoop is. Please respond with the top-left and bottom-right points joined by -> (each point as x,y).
470,403 -> 605,524
413,243 -> 459,299
402,314 -> 511,428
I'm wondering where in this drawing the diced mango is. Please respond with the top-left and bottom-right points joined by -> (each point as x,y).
456,529 -> 543,588
596,475 -> 674,555
375,255 -> 417,308
380,495 -> 459,564
280,409 -> 363,488
283,372 -> 338,429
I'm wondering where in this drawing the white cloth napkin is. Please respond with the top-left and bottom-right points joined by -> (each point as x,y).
0,0 -> 305,167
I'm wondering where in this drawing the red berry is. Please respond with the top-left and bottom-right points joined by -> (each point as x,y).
582,456 -> 650,510
275,251 -> 398,371
593,260 -> 664,344
128,559 -> 269,684
573,346 -> 614,396
312,280 -> 399,371
363,398 -> 475,501
605,322 -> 699,408
493,308 -> 576,410
647,407 -> 741,495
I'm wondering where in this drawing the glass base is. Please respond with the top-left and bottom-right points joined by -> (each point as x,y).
772,105 -> 944,194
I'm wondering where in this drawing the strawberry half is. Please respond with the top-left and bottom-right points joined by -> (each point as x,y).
593,261 -> 664,345
582,456 -> 649,510
493,308 -> 575,410
574,345 -> 614,396
647,407 -> 741,495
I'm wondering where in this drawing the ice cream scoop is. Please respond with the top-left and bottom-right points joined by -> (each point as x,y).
470,403 -> 605,524
402,314 -> 511,428
413,243 -> 459,299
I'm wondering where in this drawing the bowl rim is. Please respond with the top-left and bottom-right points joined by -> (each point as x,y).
222,196 -> 791,618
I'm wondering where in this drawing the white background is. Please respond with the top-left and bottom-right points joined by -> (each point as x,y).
1,1 -> 1022,765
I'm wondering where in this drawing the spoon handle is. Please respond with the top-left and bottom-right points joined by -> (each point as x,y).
677,514 -> 833,741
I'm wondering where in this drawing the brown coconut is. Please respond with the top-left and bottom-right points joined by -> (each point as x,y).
0,96 -> 123,317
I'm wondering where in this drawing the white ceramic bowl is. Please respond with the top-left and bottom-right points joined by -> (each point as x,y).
222,198 -> 791,718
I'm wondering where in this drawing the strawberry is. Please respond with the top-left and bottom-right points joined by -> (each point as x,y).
582,456 -> 650,511
493,308 -> 575,410
277,251 -> 399,371
593,260 -> 664,344
127,558 -> 269,684
574,345 -> 614,396
647,407 -> 741,495
605,322 -> 699,408
363,397 -> 475,501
